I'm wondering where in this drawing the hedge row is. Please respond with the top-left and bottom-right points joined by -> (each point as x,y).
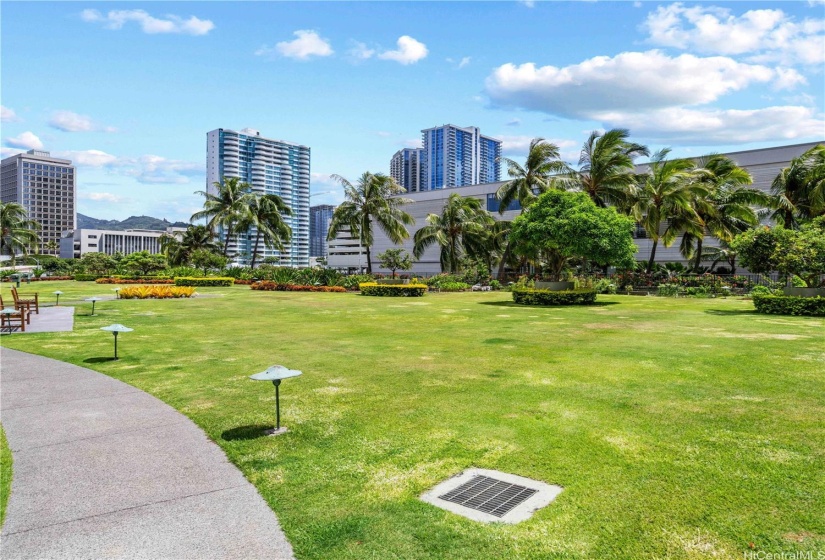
1,276 -> 74,282
359,282 -> 427,297
752,294 -> 825,316
74,274 -> 101,281
251,282 -> 346,292
173,277 -> 235,287
512,288 -> 597,306
97,277 -> 174,284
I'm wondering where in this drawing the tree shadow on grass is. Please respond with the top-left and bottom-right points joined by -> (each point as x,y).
704,309 -> 758,316
477,301 -> 620,308
84,357 -> 118,363
221,425 -> 275,441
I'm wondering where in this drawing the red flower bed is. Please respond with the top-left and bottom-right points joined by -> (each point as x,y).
251,281 -> 346,292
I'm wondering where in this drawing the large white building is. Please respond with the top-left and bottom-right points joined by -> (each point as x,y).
206,128 -> 310,267
1,150 -> 76,256
338,141 -> 823,276
59,227 -> 184,259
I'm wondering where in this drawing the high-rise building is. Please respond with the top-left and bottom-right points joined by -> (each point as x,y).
390,148 -> 423,192
1,150 -> 76,256
310,204 -> 335,258
420,125 -> 501,191
206,128 -> 310,267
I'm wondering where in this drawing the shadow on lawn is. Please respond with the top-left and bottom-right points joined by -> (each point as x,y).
83,357 -> 118,363
221,425 -> 275,441
477,301 -> 620,308
704,309 -> 758,316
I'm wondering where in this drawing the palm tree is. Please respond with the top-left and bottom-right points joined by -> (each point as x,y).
238,194 -> 293,268
633,149 -> 708,272
1,202 -> 41,265
160,225 -> 220,266
558,129 -> 649,209
494,138 -> 567,278
770,144 -> 825,228
681,154 -> 769,271
327,172 -> 413,274
413,193 -> 494,274
191,177 -> 254,257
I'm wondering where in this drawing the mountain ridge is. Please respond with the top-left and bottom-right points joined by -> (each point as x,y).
77,214 -> 190,231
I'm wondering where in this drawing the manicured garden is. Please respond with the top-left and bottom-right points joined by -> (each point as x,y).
1,281 -> 823,559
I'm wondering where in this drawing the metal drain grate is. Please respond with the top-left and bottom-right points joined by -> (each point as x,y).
438,475 -> 538,518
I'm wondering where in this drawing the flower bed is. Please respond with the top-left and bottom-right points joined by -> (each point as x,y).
97,277 -> 174,284
359,282 -> 427,297
251,281 -> 346,292
118,286 -> 196,299
174,277 -> 234,287
512,288 -> 597,306
752,294 -> 825,316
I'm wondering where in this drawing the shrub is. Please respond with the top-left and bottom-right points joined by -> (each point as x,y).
96,277 -> 174,285
749,285 -> 776,296
594,278 -> 617,294
752,294 -> 825,316
174,277 -> 234,287
250,282 -> 346,293
512,288 -> 597,306
73,274 -> 100,281
657,284 -> 680,297
439,281 -> 470,292
118,286 -> 196,299
340,274 -> 375,290
489,280 -> 502,290
683,286 -> 711,297
359,282 -> 427,297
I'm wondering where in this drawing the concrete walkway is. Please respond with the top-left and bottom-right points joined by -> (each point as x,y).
0,348 -> 295,560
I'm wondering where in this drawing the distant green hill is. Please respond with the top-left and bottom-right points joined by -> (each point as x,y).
77,214 -> 190,231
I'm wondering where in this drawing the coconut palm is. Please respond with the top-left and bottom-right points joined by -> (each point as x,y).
769,144 -> 825,228
558,128 -> 649,209
237,194 -> 293,268
680,154 -> 769,271
633,149 -> 708,272
191,176 -> 254,257
495,138 -> 567,213
160,225 -> 220,266
413,193 -> 495,274
327,172 -> 413,274
0,202 -> 41,265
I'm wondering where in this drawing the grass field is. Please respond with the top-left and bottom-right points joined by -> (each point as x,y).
1,281 -> 823,559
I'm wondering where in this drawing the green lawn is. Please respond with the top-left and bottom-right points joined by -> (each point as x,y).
0,425 -> 10,528
1,281 -> 823,559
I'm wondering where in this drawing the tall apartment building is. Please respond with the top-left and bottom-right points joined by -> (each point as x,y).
206,128 -> 310,267
310,204 -> 335,257
1,150 -> 76,256
420,125 -> 501,191
390,148 -> 423,193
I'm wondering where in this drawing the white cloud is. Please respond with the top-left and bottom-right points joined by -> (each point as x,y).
593,105 -> 825,144
4,131 -> 43,150
642,3 -> 825,65
55,149 -> 119,167
129,155 -> 201,184
348,41 -> 375,61
485,50 -> 788,118
79,191 -> 125,203
458,56 -> 471,69
499,136 -> 578,160
378,36 -> 428,65
376,131 -> 392,138
81,9 -> 214,35
48,110 -> 117,133
1,148 -> 23,158
1,105 -> 20,123
519,0 -> 536,7
256,30 -> 333,60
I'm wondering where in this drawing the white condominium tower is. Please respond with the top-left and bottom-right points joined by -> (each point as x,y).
1,149 -> 76,256
206,128 -> 310,267
420,124 -> 501,191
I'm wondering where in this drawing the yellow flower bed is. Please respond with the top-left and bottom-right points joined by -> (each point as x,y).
118,286 -> 197,299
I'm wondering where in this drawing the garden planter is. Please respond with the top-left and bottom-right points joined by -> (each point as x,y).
535,281 -> 575,291
783,287 -> 825,298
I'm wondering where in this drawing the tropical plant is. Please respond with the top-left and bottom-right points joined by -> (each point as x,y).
0,202 -> 41,264
413,193 -> 495,274
236,194 -> 292,268
377,248 -> 413,278
327,172 -> 413,274
120,251 -> 168,276
769,144 -> 825,228
79,252 -> 116,275
161,225 -> 221,266
632,149 -> 708,272
190,248 -> 228,273
509,190 -> 637,282
557,129 -> 648,210
191,176 -> 254,257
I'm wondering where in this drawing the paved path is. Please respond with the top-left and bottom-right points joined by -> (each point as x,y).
0,348 -> 295,560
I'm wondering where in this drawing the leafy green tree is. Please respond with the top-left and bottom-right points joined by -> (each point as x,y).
558,128 -> 648,210
377,248 -> 413,278
327,172 -> 414,274
509,190 -> 636,281
413,193 -> 494,274
770,144 -> 825,228
80,252 -> 116,275
632,149 -> 708,272
192,176 -> 254,257
161,225 -> 220,266
236,194 -> 292,268
121,251 -> 168,276
0,202 -> 41,265
190,248 -> 228,274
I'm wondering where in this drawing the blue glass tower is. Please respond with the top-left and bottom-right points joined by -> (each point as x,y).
420,125 -> 501,191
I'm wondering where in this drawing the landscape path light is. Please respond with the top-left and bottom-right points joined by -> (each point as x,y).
249,365 -> 302,436
53,291 -> 63,306
100,324 -> 133,359
85,297 -> 103,316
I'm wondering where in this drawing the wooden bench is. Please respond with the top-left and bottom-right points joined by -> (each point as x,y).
12,287 -> 39,315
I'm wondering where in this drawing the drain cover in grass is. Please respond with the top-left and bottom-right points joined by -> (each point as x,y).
421,468 -> 562,524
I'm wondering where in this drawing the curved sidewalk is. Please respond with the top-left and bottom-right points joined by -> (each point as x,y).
0,348 -> 295,560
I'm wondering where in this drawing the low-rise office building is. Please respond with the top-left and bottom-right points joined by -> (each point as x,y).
60,228 -> 184,259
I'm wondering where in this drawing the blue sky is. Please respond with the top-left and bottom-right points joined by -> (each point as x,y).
2,1 -> 823,221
